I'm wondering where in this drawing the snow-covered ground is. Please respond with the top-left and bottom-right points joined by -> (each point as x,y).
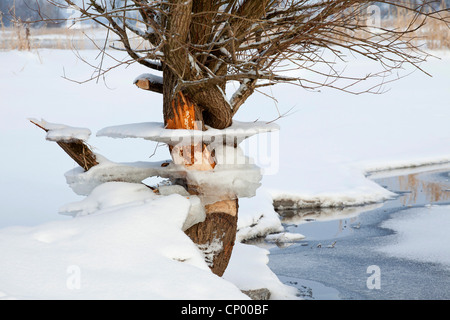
0,47 -> 449,299
0,181 -> 295,299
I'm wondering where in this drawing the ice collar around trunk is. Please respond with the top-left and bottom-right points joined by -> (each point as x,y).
96,120 -> 279,147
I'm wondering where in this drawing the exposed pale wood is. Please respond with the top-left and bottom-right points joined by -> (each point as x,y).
134,79 -> 164,94
205,199 -> 238,217
165,92 -> 216,171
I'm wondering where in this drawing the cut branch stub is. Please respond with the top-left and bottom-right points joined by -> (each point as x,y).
30,119 -> 98,171
134,74 -> 164,94
134,79 -> 164,94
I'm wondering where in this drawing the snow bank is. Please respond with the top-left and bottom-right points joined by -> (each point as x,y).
280,202 -> 384,225
0,188 -> 248,300
59,181 -> 159,216
269,165 -> 398,210
1,48 -> 450,299
224,243 -> 299,300
0,181 -> 297,300
236,188 -> 284,242
377,205 -> 450,270
59,181 -> 205,231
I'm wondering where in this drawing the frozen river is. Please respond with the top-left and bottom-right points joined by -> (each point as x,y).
267,164 -> 450,300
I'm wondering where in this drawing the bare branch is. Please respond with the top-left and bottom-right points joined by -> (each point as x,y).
39,0 -> 450,126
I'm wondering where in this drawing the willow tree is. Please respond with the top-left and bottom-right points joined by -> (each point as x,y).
38,0 -> 448,276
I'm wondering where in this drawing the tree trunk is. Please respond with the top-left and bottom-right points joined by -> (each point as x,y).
184,205 -> 238,277
163,76 -> 238,276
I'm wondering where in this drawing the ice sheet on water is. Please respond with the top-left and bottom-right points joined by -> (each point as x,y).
378,204 -> 450,270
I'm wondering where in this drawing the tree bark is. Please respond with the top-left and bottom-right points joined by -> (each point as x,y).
30,120 -> 98,171
55,141 -> 98,171
161,1 -> 232,130
184,207 -> 238,277
164,87 -> 238,277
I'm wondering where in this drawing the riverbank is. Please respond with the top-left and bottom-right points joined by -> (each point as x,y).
0,48 -> 449,299
266,163 -> 450,299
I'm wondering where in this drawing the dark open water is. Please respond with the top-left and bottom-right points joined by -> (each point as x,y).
267,163 -> 450,300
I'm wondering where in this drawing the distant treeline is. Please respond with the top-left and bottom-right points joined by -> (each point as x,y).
0,0 -> 66,27
375,0 -> 449,17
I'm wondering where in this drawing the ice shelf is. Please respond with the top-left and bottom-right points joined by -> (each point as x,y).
96,120 -> 279,146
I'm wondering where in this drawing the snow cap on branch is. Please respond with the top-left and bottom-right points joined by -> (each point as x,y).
29,118 -> 91,143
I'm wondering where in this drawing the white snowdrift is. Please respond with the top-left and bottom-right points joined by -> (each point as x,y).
0,182 -> 297,300
268,164 -> 398,209
0,189 -> 241,300
236,188 -> 284,242
59,180 -> 205,231
224,243 -> 299,299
